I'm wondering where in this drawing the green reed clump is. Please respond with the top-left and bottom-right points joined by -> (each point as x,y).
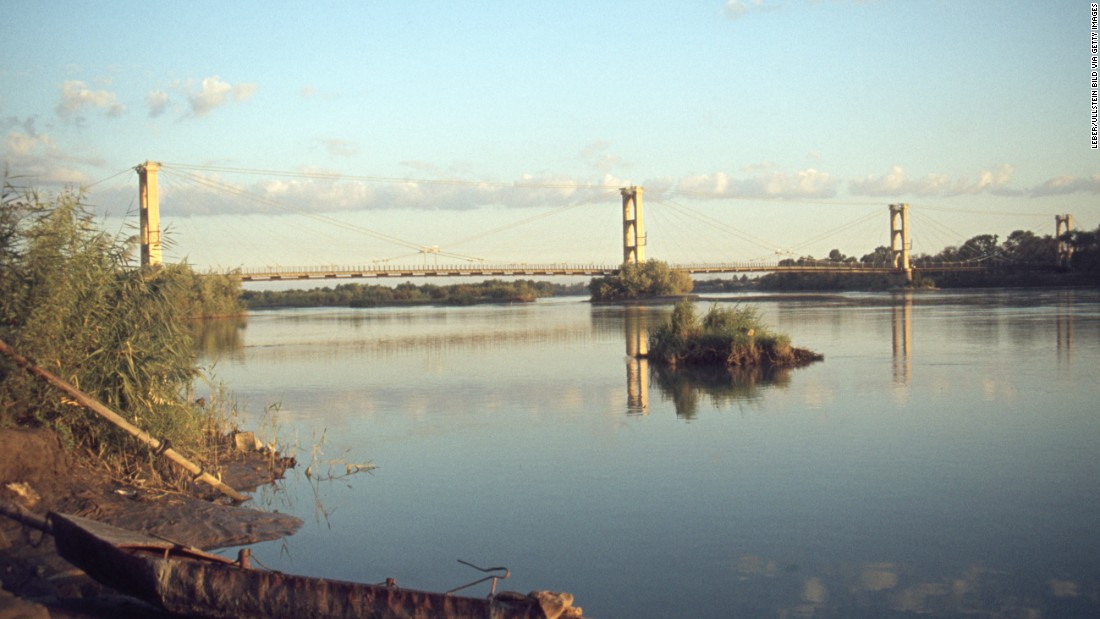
0,179 -> 238,483
648,299 -> 822,369
589,259 -> 694,302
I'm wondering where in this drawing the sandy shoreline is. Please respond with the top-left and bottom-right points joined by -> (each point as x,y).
0,427 -> 299,618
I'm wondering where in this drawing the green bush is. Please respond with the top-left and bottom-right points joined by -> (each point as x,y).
648,300 -> 819,369
0,180 -> 234,477
588,259 -> 694,301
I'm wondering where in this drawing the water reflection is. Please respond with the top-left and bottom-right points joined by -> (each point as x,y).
199,292 -> 1100,619
189,316 -> 247,361
892,292 -> 912,385
651,364 -> 793,419
1056,292 -> 1074,361
1057,312 -> 1072,360
624,308 -> 650,414
732,552 -> 1095,618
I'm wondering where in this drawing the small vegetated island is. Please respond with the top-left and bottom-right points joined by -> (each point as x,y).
648,300 -> 823,370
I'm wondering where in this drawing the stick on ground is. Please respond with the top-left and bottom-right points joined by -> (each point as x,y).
0,339 -> 247,503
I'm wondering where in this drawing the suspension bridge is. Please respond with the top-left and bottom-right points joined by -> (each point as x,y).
126,161 -> 1074,283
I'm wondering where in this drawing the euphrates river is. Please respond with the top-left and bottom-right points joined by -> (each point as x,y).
198,289 -> 1100,619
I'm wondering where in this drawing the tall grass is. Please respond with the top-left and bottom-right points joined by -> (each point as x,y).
0,179 -> 241,485
648,300 -> 821,369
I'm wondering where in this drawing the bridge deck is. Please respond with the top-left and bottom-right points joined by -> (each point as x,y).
234,262 -> 989,281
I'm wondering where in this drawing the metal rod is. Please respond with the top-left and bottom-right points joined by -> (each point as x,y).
446,559 -> 510,596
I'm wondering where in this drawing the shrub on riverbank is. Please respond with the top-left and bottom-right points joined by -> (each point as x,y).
588,260 -> 694,301
648,300 -> 822,369
0,181 -> 236,484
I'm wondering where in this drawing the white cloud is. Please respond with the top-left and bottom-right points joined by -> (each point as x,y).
849,164 -> 1019,197
146,90 -> 170,118
186,76 -> 257,117
673,167 -> 837,199
5,130 -> 51,157
677,172 -> 732,195
1030,173 -> 1100,197
151,169 -> 631,216
1,125 -> 97,186
55,80 -> 125,121
849,165 -> 907,195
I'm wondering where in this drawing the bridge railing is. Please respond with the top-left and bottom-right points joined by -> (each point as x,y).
230,258 -> 1055,281
236,263 -> 622,281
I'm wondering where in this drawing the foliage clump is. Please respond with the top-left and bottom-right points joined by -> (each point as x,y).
589,259 -> 694,302
648,300 -> 822,369
0,180 -> 239,483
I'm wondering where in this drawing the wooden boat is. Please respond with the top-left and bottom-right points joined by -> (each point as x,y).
47,512 -> 582,619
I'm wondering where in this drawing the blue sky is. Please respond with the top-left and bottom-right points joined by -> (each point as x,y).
2,1 -> 1097,269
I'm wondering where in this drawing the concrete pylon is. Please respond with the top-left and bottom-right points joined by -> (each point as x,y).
1056,214 -> 1073,267
889,203 -> 912,283
137,161 -> 162,267
621,186 -> 645,265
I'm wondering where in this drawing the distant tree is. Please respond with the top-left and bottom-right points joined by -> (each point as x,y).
1067,226 -> 1100,273
1002,230 -> 1057,265
860,246 -> 892,265
588,259 -> 694,301
956,234 -> 1001,262
827,249 -> 855,263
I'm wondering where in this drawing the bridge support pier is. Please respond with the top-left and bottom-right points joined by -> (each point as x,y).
621,186 -> 645,265
1056,214 -> 1073,267
889,203 -> 912,284
137,161 -> 162,267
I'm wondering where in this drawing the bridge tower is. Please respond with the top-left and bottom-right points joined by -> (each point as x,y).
1056,214 -> 1073,267
137,161 -> 162,267
621,186 -> 645,265
889,203 -> 912,283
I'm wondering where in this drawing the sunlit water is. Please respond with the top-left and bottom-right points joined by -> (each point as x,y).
198,289 -> 1100,618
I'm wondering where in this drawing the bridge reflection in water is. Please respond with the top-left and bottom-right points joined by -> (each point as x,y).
624,308 -> 651,414
892,293 -> 912,386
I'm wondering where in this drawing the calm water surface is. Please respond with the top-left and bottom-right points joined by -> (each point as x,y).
199,289 -> 1100,618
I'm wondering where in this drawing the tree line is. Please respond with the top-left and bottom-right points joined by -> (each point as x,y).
758,225 -> 1100,290
242,279 -> 589,309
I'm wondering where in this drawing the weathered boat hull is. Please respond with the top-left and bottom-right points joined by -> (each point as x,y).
49,513 -> 557,619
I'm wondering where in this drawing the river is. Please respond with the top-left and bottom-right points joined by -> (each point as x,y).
197,289 -> 1100,619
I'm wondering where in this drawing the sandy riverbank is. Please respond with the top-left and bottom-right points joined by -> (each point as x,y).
0,428 -> 299,618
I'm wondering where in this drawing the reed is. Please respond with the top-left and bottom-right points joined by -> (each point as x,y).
647,300 -> 822,369
0,179 -> 242,487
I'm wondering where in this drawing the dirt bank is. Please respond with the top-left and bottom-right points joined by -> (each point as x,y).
0,427 -> 300,618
